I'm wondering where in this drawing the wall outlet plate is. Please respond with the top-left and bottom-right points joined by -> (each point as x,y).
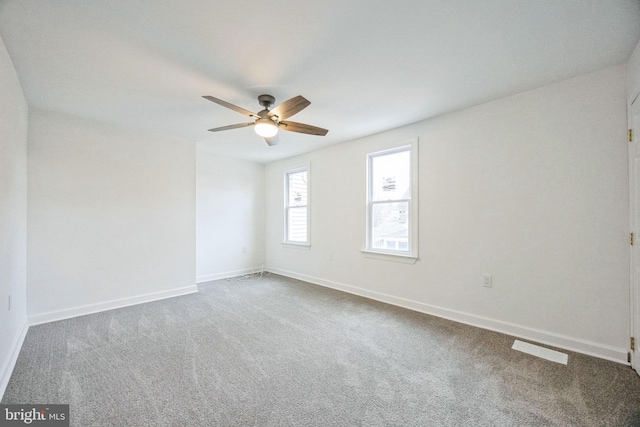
483,274 -> 492,288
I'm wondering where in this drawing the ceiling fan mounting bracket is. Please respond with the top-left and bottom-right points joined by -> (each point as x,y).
258,94 -> 275,109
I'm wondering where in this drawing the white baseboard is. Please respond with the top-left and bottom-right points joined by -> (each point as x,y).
268,267 -> 629,365
28,285 -> 198,326
197,266 -> 265,284
0,320 -> 29,400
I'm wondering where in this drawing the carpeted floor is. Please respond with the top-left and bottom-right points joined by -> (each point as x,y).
3,274 -> 640,426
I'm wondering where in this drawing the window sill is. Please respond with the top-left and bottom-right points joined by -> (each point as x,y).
282,242 -> 311,250
361,250 -> 418,264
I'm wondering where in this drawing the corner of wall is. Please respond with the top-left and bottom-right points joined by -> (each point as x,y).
0,321 -> 28,400
0,33 -> 29,400
628,38 -> 640,101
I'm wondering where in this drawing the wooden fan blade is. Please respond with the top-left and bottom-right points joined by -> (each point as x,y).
202,96 -> 258,118
269,96 -> 310,121
279,121 -> 328,136
265,134 -> 279,146
207,122 -> 254,132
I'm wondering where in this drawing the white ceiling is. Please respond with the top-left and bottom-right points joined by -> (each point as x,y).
1,1 -> 639,164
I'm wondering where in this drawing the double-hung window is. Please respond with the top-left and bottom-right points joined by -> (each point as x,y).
285,167 -> 309,244
366,140 -> 418,260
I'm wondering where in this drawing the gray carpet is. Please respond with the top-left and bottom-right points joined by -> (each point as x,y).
3,273 -> 640,426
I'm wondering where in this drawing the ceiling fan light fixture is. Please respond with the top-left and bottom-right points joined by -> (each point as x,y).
254,118 -> 278,137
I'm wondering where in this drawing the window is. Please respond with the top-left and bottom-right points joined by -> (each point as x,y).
366,141 -> 418,260
285,167 -> 309,244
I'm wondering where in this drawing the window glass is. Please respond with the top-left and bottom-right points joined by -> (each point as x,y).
367,145 -> 414,256
370,201 -> 409,252
285,168 -> 309,244
371,150 -> 410,202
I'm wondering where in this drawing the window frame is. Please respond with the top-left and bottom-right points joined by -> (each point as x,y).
364,139 -> 419,263
283,165 -> 310,247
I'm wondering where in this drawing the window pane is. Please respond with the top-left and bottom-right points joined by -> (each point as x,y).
288,171 -> 307,207
371,149 -> 410,202
371,201 -> 409,252
287,206 -> 308,242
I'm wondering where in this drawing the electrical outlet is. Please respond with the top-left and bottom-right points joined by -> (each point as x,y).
483,274 -> 492,288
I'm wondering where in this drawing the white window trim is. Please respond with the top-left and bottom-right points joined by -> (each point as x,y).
360,249 -> 418,264
364,138 -> 419,262
282,242 -> 311,250
283,164 -> 311,247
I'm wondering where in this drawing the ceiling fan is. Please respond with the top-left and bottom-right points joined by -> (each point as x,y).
202,94 -> 328,146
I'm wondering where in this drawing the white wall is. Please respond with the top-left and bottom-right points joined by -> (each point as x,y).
266,65 -> 630,363
196,151 -> 265,282
27,109 -> 196,323
0,35 -> 28,397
